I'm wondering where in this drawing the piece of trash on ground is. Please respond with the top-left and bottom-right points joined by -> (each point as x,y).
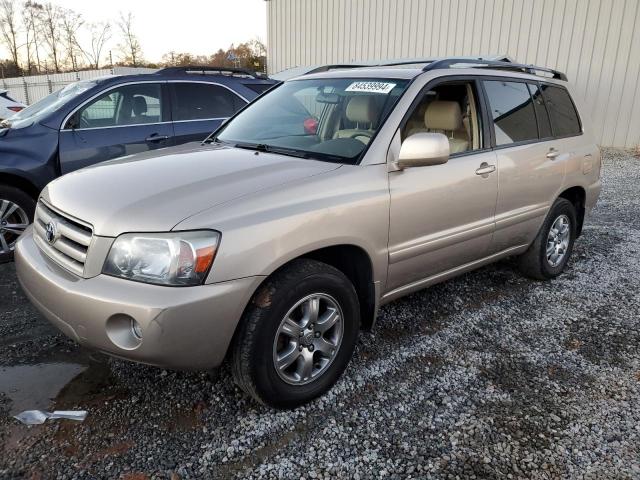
13,410 -> 88,425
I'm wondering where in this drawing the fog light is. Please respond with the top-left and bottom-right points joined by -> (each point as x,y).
106,314 -> 142,350
131,319 -> 143,339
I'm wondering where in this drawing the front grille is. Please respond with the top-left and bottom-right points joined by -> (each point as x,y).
33,201 -> 93,276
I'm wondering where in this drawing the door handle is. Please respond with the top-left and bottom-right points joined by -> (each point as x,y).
146,134 -> 169,142
475,162 -> 496,176
546,148 -> 560,160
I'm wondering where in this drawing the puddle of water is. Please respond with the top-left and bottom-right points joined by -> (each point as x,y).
0,348 -> 115,416
0,363 -> 87,415
1,354 -> 119,456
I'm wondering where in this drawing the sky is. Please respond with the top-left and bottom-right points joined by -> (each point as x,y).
2,0 -> 267,64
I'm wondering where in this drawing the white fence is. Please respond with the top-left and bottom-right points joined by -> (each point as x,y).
0,67 -> 157,105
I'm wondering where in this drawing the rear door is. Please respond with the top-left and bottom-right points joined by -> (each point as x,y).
58,82 -> 173,174
482,79 -> 566,252
169,82 -> 247,145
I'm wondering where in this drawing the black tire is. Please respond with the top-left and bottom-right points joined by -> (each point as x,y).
518,198 -> 577,280
0,184 -> 36,263
231,258 -> 360,409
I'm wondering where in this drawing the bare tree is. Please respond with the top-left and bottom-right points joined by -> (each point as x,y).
23,1 -> 43,73
59,7 -> 83,70
116,11 -> 141,67
0,0 -> 20,71
82,21 -> 110,69
40,2 -> 62,72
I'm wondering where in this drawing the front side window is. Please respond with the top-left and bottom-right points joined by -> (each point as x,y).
214,78 -> 409,163
483,80 -> 538,146
171,83 -> 245,121
541,85 -> 581,137
70,83 -> 164,129
402,81 -> 483,154
5,79 -> 99,130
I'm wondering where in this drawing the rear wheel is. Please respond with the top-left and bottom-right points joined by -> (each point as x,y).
231,259 -> 359,408
0,185 -> 35,263
518,198 -> 577,280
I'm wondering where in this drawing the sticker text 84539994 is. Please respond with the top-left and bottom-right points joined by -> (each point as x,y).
345,82 -> 397,94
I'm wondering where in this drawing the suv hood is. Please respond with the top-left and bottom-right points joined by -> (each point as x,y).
42,143 -> 340,237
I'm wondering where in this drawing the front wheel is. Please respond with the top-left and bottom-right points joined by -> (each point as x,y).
0,185 -> 35,263
518,198 -> 577,280
231,259 -> 360,408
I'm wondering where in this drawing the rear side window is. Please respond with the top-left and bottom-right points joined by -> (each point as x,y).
171,83 -> 246,121
527,83 -> 552,139
483,81 -> 538,146
541,85 -> 581,137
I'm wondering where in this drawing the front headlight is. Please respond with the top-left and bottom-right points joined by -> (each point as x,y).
103,231 -> 220,286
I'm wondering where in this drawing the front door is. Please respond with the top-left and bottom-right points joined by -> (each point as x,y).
59,82 -> 173,174
386,79 -> 498,293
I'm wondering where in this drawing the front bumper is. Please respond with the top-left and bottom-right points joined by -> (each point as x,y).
15,227 -> 263,370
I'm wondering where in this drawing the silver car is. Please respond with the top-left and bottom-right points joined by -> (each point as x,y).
15,58 -> 601,408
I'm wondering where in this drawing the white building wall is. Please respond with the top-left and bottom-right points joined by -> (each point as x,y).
267,0 -> 640,148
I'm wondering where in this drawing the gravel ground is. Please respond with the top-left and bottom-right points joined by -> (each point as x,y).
1,148 -> 639,479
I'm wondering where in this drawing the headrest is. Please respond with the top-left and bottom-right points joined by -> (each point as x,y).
132,96 -> 148,115
424,101 -> 462,131
346,96 -> 379,124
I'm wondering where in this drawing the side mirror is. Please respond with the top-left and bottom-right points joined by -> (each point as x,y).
397,132 -> 450,169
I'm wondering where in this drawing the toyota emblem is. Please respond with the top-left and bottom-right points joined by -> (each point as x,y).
45,221 -> 57,244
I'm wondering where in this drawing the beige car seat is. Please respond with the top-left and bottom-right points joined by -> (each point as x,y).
423,100 -> 469,154
333,96 -> 380,144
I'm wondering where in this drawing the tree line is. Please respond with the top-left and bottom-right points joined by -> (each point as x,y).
0,0 -> 266,78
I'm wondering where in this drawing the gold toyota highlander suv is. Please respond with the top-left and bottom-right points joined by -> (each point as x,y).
15,58 -> 601,408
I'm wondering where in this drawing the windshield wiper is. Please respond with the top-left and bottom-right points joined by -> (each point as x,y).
233,142 -> 310,159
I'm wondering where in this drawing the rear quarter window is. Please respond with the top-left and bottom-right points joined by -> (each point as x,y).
541,85 -> 581,137
243,83 -> 275,95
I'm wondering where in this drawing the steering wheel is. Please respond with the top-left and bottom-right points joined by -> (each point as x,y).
348,131 -> 373,140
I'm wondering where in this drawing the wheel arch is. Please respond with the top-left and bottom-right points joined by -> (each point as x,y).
558,185 -> 586,236
300,244 -> 377,331
228,243 -> 378,361
0,172 -> 40,200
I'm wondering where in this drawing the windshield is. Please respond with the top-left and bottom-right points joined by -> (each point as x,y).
214,77 -> 409,163
3,79 -> 99,129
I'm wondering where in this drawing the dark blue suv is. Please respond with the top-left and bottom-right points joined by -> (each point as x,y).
0,66 -> 276,261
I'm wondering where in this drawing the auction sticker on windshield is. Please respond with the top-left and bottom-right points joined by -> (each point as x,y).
345,82 -> 397,94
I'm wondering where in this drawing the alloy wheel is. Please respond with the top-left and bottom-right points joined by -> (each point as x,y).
0,199 -> 29,255
546,214 -> 571,267
272,293 -> 344,385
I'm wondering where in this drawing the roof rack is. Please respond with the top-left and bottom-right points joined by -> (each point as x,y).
298,56 -> 566,81
303,56 -> 512,74
156,66 -> 267,79
377,55 -> 513,67
304,64 -> 372,75
422,58 -> 567,81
